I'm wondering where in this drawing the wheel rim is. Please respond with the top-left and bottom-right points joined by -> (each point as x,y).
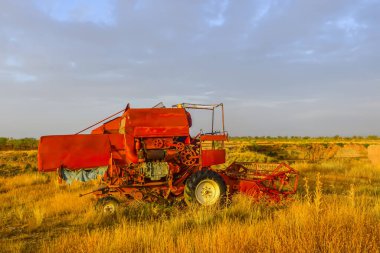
195,179 -> 221,206
103,203 -> 116,214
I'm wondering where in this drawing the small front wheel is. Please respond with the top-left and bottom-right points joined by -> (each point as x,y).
96,196 -> 119,215
184,170 -> 226,206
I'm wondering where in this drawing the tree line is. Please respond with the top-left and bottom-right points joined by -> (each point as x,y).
0,135 -> 378,151
0,138 -> 39,150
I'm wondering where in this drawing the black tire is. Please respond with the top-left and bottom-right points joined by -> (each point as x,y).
184,169 -> 226,206
95,196 -> 119,215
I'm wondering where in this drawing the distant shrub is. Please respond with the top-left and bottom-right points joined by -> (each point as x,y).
367,135 -> 379,140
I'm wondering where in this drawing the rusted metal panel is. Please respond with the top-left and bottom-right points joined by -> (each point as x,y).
133,126 -> 189,137
221,162 -> 299,201
200,134 -> 228,141
201,149 -> 226,167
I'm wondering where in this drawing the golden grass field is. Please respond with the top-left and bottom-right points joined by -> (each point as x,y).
1,139 -> 380,253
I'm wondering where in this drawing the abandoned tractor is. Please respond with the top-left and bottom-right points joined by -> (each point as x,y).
38,103 -> 298,213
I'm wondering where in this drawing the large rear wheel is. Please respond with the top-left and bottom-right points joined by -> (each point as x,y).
184,170 -> 226,206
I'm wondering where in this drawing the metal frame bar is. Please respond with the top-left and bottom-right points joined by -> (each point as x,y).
174,103 -> 225,134
75,108 -> 125,135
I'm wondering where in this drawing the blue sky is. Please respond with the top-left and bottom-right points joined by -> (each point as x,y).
1,0 -> 380,137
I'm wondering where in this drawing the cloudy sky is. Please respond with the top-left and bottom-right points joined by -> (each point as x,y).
1,0 -> 379,138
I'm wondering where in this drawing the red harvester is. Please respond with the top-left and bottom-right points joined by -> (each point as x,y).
38,103 -> 298,213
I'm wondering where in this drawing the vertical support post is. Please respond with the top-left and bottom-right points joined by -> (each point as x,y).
211,108 -> 215,133
221,103 -> 225,134
211,108 -> 215,149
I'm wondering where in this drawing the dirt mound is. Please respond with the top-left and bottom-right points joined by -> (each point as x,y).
334,144 -> 367,158
368,145 -> 380,165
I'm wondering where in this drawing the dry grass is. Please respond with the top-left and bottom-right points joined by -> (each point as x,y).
39,194 -> 380,253
1,143 -> 380,252
368,145 -> 380,165
0,150 -> 37,176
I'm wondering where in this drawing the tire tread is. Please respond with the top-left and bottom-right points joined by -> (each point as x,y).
184,169 -> 226,206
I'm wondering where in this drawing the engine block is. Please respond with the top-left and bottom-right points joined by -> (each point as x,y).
138,162 -> 169,181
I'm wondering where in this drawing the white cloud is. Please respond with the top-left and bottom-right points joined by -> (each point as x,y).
337,17 -> 367,35
5,56 -> 23,67
0,70 -> 37,83
133,0 -> 146,11
34,0 -> 116,26
304,50 -> 314,55
326,16 -> 367,37
87,70 -> 126,81
69,61 -> 77,68
250,1 -> 272,27
12,72 -> 37,82
204,0 -> 229,28
266,46 -> 318,63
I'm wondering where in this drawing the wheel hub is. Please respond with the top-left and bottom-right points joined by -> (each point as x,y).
195,179 -> 221,206
103,203 -> 116,214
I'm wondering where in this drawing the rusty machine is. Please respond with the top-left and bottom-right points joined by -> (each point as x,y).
38,103 -> 298,213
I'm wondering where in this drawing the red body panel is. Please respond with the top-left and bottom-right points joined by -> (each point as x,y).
123,108 -> 189,127
38,134 -> 123,172
91,109 -> 189,137
201,149 -> 226,167
121,108 -> 189,137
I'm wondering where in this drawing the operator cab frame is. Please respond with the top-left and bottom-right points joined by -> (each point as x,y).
173,103 -> 228,167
